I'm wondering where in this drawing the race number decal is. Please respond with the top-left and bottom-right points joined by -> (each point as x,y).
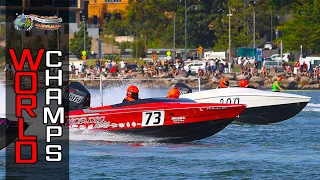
142,111 -> 165,127
220,97 -> 240,104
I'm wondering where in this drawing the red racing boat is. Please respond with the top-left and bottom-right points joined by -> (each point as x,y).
63,82 -> 246,143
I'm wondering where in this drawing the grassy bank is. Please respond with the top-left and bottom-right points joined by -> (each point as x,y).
84,58 -> 145,67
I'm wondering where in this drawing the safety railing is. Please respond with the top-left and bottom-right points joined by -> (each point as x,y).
69,76 -> 202,106
0,76 -> 201,106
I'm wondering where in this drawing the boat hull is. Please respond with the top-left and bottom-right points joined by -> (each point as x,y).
66,98 -> 246,143
102,118 -> 235,143
236,102 -> 309,124
0,119 -> 30,150
181,87 -> 311,124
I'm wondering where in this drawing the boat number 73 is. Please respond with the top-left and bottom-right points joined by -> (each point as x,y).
142,111 -> 165,127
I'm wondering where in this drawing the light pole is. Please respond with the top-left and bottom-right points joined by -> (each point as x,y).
271,8 -> 273,42
57,8 -> 60,61
82,15 -> 85,52
243,0 -> 246,38
228,7 -> 233,62
244,0 -> 256,47
246,0 -> 256,48
173,13 -> 176,62
184,0 -> 186,61
184,3 -> 200,61
253,5 -> 255,48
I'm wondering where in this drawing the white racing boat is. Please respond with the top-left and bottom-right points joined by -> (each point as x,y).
176,83 -> 311,124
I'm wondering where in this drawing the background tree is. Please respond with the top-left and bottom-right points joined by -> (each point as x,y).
6,26 -> 22,59
281,0 -> 320,54
24,36 -> 46,67
101,0 -> 298,51
70,22 -> 92,59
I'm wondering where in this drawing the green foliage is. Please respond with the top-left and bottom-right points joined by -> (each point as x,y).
6,27 -> 22,58
0,46 -> 5,61
104,54 -> 117,61
24,36 -> 45,56
100,0 -> 307,53
281,0 -> 320,54
131,39 -> 145,58
0,26 -> 4,37
116,41 -> 131,53
70,23 -> 92,59
48,31 -> 59,50
24,36 -> 46,67
103,54 -> 121,62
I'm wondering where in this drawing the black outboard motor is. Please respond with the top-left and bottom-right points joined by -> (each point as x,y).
174,82 -> 192,95
62,82 -> 91,111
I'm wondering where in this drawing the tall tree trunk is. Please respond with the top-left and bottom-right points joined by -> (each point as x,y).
144,35 -> 148,57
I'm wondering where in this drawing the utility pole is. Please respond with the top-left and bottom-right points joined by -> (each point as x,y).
174,13 -> 176,63
21,8 -> 25,49
83,16 -> 85,52
243,0 -> 246,37
280,38 -> 283,61
271,8 -> 273,42
184,0 -> 187,61
57,8 -> 60,61
253,6 -> 255,48
228,6 -> 232,62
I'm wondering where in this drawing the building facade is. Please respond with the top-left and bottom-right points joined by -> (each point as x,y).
88,0 -> 129,24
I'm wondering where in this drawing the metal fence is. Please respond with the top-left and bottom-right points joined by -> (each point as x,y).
69,76 -> 202,106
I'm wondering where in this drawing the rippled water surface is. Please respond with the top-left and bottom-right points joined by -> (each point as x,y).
0,85 -> 319,179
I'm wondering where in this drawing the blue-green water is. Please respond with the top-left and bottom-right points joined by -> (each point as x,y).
1,88 -> 320,179
69,90 -> 320,179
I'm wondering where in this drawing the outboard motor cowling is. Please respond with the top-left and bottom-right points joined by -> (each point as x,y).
62,82 -> 91,111
174,82 -> 192,95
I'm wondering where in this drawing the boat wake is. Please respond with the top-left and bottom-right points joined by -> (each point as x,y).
69,129 -> 167,144
303,103 -> 320,112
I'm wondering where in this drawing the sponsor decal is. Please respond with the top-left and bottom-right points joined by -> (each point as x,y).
180,91 -> 188,95
63,92 -> 84,104
171,116 -> 186,123
11,48 -> 64,163
132,122 -> 136,127
14,13 -> 62,31
111,123 -> 118,128
67,116 -> 110,128
119,123 -> 125,128
206,107 -> 227,110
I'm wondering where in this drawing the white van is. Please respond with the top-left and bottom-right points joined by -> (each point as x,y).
183,61 -> 207,73
300,56 -> 320,70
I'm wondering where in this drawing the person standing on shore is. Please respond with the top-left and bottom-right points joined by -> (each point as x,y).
272,76 -> 284,92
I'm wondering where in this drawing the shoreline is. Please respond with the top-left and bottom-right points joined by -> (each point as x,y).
1,72 -> 319,90
70,72 -> 320,90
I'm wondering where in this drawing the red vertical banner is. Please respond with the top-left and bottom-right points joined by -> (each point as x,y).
5,0 -> 70,179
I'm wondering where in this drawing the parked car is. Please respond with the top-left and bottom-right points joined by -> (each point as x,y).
263,41 -> 276,50
263,60 -> 284,72
125,64 -> 138,71
183,61 -> 206,73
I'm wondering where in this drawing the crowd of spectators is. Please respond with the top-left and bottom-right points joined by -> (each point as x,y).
69,58 -> 319,81
4,57 -> 315,81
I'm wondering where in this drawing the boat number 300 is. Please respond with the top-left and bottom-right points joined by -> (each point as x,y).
142,111 -> 165,127
219,98 -> 240,104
